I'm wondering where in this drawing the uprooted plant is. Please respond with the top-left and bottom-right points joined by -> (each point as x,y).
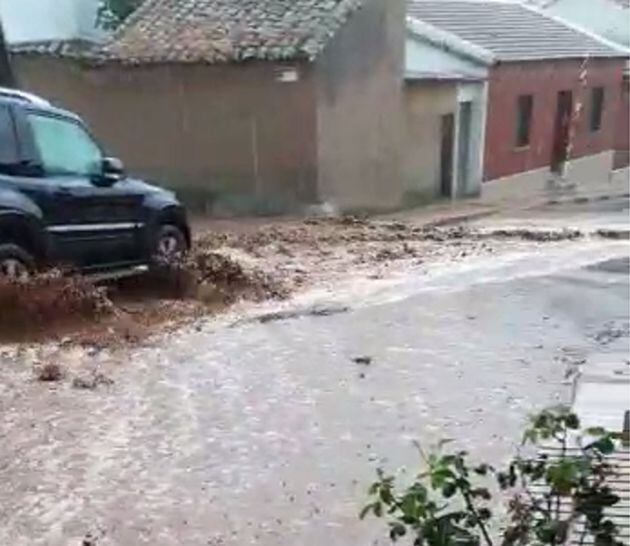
362,406 -> 624,546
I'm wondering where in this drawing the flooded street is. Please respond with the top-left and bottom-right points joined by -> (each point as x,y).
0,201 -> 629,546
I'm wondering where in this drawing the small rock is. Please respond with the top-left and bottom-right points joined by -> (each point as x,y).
72,372 -> 114,390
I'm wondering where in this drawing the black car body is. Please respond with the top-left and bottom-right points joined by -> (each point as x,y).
0,88 -> 190,277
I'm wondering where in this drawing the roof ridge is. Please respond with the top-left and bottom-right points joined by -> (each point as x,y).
406,0 -> 627,61
520,1 -> 630,55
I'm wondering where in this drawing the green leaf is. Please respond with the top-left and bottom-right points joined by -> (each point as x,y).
546,460 -> 580,494
590,436 -> 615,455
379,486 -> 394,505
565,412 -> 580,429
431,467 -> 455,488
442,482 -> 457,498
373,501 -> 383,517
359,503 -> 374,520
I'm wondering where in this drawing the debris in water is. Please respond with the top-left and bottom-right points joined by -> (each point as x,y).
72,372 -> 114,390
352,356 -> 372,366
35,362 -> 63,382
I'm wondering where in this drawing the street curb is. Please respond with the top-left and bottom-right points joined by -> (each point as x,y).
423,208 -> 498,228
545,191 -> 630,207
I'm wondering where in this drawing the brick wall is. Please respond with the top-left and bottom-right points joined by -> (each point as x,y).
484,58 -> 625,181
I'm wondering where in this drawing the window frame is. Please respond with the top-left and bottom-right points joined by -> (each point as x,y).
23,109 -> 104,178
589,86 -> 605,133
0,103 -> 20,169
515,94 -> 534,149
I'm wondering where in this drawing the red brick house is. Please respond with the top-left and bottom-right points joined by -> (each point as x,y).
408,0 -> 629,201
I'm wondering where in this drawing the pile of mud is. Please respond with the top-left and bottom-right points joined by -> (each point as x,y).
147,249 -> 288,305
0,271 -> 112,338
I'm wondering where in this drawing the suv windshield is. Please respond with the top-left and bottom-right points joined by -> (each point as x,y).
27,113 -> 102,177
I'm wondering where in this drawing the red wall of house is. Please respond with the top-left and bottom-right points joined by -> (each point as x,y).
484,58 -> 626,181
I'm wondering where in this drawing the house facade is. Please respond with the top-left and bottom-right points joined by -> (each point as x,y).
10,0 -> 406,215
403,18 -> 491,202
532,0 -> 630,168
408,0 -> 629,203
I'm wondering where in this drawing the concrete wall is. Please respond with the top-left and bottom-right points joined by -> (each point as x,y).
455,82 -> 486,197
0,0 -> 103,43
484,58 -> 625,181
403,81 -> 457,202
403,80 -> 486,203
314,0 -> 405,212
14,57 -> 319,214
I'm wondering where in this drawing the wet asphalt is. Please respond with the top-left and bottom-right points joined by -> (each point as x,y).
0,200 -> 628,546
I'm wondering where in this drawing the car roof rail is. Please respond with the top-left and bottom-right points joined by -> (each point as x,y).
0,87 -> 51,107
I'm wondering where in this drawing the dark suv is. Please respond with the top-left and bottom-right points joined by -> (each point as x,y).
0,88 -> 190,279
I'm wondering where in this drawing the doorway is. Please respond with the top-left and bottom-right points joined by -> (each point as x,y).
551,90 -> 573,173
440,113 -> 454,197
457,101 -> 472,196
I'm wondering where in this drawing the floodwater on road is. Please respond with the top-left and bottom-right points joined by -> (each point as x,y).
0,239 -> 628,546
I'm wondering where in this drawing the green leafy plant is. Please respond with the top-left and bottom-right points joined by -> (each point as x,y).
362,406 -> 623,546
96,0 -> 141,30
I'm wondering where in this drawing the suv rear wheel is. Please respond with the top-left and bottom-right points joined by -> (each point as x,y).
0,244 -> 34,281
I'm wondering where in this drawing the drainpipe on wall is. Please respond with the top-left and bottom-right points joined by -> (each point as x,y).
250,116 -> 262,198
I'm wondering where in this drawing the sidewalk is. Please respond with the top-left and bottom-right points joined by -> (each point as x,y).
572,354 -> 630,432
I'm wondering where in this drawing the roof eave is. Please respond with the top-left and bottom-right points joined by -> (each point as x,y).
406,16 -> 495,67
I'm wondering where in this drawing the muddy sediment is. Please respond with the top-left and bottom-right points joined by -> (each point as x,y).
0,218 -> 598,344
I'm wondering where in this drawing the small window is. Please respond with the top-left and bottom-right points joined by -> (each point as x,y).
590,87 -> 605,132
0,105 -> 19,168
515,94 -> 533,147
27,113 -> 102,177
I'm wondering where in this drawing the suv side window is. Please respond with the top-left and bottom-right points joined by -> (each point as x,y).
27,112 -> 102,177
0,104 -> 19,170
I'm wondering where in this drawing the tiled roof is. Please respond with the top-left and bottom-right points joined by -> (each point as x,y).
103,0 -> 365,64
408,0 -> 628,61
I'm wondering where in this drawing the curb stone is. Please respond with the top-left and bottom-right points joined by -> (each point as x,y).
546,192 -> 630,207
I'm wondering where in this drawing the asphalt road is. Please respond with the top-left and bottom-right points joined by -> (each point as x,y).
0,201 -> 628,546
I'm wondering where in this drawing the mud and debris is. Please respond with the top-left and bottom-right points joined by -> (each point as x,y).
71,371 -> 115,390
0,217 -> 615,345
34,362 -> 64,382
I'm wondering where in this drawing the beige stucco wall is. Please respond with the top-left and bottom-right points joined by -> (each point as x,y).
13,56 -> 319,214
482,150 -> 627,205
403,81 -> 457,202
314,0 -> 405,212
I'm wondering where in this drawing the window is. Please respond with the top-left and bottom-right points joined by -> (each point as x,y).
27,113 -> 102,177
590,87 -> 605,132
515,94 -> 533,147
0,105 -> 18,168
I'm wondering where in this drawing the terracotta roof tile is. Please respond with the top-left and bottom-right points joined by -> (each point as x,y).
104,0 -> 365,64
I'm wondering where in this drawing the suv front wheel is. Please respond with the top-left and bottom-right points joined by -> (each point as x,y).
153,225 -> 188,265
0,243 -> 34,281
